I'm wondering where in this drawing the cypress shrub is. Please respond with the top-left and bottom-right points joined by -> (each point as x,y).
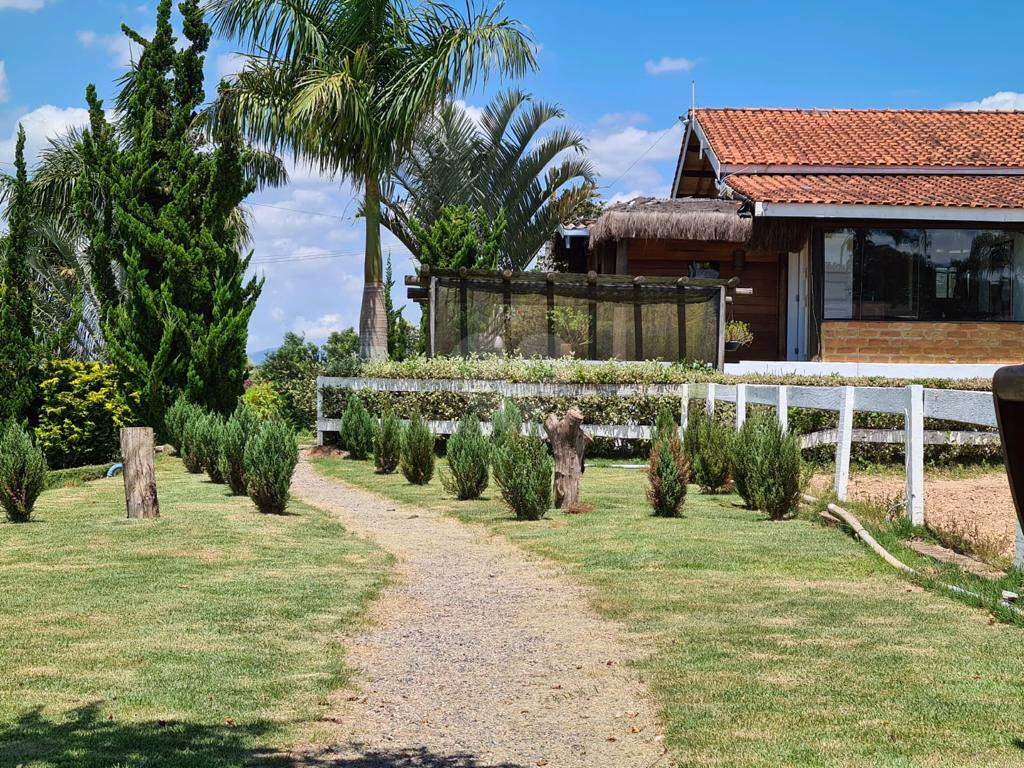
219,401 -> 257,495
340,394 -> 375,460
685,407 -> 732,493
489,400 -> 522,488
493,425 -> 552,520
244,419 -> 298,514
163,396 -> 194,452
647,409 -> 688,517
180,412 -> 206,474
0,422 -> 47,523
732,411 -> 775,508
400,413 -> 435,485
195,413 -> 227,484
735,413 -> 805,520
441,413 -> 490,500
374,411 -> 402,474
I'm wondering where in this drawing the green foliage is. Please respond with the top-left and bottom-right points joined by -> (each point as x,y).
374,412 -> 402,474
180,411 -> 206,474
409,205 -> 507,271
493,424 -> 552,520
0,421 -> 47,522
76,0 -> 262,429
384,256 -> 416,361
193,412 -> 227,484
732,413 -> 805,520
243,418 -> 298,515
219,400 -> 257,495
685,408 -> 732,494
441,414 -> 490,500
164,395 -> 203,452
0,125 -> 40,424
400,413 -> 435,485
323,329 -> 361,376
648,408 -> 688,518
489,399 -> 523,487
35,359 -> 134,469
340,394 -> 375,460
242,382 -> 285,421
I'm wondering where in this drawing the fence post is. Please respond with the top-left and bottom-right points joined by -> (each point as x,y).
680,383 -> 689,437
315,377 -> 324,447
777,385 -> 789,432
834,386 -> 855,501
904,384 -> 925,526
706,382 -> 716,416
735,383 -> 747,429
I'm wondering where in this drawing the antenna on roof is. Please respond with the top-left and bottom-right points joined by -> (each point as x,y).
691,80 -> 696,111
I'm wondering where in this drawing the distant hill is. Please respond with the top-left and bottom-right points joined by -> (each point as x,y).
248,348 -> 275,365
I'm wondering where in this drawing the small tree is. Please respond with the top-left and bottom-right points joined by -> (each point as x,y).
180,411 -> 206,474
442,413 -> 490,500
647,409 -> 688,517
733,412 -> 805,520
493,425 -> 552,520
489,399 -> 523,488
244,418 -> 298,514
220,400 -> 257,495
0,422 -> 47,523
685,408 -> 731,493
340,394 -> 376,460
164,396 -> 202,452
400,413 -> 435,485
195,413 -> 227,484
374,411 -> 402,474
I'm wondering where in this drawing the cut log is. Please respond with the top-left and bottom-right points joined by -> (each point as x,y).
543,408 -> 593,509
121,427 -> 160,519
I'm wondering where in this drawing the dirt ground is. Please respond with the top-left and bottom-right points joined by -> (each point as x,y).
812,470 -> 1018,559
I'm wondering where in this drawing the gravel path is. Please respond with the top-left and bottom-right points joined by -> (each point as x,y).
289,454 -> 668,768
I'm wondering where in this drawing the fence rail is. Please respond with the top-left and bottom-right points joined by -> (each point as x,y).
317,376 -> 1001,528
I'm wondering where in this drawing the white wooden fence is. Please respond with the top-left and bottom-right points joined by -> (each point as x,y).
317,376 -> 1002,528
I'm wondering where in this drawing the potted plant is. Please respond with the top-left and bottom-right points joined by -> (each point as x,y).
725,320 -> 754,352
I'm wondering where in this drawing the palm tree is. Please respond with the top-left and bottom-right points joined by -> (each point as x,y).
207,0 -> 537,360
382,89 -> 596,270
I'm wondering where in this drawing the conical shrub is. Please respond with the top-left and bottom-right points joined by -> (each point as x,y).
441,413 -> 490,500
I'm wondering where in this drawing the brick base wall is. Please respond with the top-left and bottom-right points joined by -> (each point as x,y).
822,321 -> 1024,364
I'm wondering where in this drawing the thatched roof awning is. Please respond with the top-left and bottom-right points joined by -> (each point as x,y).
588,197 -> 752,246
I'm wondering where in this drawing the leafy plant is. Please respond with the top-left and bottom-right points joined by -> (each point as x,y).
35,359 -> 134,469
493,425 -> 552,520
648,434 -> 689,519
219,400 -> 257,495
180,412 -> 207,474
374,412 -> 402,474
242,381 -> 286,422
194,413 -> 227,484
400,413 -> 435,485
685,408 -> 732,493
725,320 -> 754,347
732,414 -> 804,520
548,307 -> 591,357
340,394 -> 375,460
489,400 -> 522,487
732,412 -> 775,508
164,395 -> 198,453
441,414 -> 490,500
244,418 -> 298,515
0,421 -> 47,523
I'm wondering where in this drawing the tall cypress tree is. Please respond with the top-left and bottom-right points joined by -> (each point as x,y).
76,0 -> 261,430
0,126 -> 39,423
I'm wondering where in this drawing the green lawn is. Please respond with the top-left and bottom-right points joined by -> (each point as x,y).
0,456 -> 390,768
315,457 -> 1024,768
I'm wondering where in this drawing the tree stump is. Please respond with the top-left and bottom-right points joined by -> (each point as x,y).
543,408 -> 593,509
121,427 -> 160,519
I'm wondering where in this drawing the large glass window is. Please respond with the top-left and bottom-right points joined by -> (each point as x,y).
821,227 -> 1024,321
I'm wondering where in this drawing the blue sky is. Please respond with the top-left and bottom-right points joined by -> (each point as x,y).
1,0 -> 1023,353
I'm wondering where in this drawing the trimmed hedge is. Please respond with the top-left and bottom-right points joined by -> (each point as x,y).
35,360 -> 134,470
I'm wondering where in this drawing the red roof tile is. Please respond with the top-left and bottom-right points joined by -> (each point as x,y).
724,174 -> 1024,209
695,108 -> 1024,169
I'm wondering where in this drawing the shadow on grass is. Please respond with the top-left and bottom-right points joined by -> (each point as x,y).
1,704 -> 525,768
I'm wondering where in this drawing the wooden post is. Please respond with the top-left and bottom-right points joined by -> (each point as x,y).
121,427 -> 159,519
904,384 -> 925,526
776,385 -> 789,432
834,386 -> 855,502
587,272 -> 598,360
546,274 -> 557,358
543,408 -> 593,509
458,273 -> 469,356
676,279 -> 688,362
735,384 -> 748,430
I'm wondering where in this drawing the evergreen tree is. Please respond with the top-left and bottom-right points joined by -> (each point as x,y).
384,255 -> 414,361
76,0 -> 262,429
0,126 -> 39,423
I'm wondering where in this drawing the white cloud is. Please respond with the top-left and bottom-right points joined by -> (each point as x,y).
586,121 -> 685,198
77,30 -> 142,69
453,99 -> 485,126
597,112 -> 649,128
949,91 -> 1024,111
0,105 -> 91,168
0,0 -> 47,9
645,56 -> 696,76
0,61 -> 8,103
215,52 -> 247,80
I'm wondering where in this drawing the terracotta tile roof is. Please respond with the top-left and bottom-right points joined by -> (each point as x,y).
724,174 -> 1024,209
694,108 -> 1024,169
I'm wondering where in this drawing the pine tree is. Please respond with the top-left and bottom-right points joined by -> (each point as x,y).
76,0 -> 261,430
384,255 -> 414,360
0,126 -> 39,423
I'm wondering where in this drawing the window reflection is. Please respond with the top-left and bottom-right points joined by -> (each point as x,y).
822,227 -> 1024,321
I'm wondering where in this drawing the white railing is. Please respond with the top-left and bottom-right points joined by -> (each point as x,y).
317,376 -> 1001,528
